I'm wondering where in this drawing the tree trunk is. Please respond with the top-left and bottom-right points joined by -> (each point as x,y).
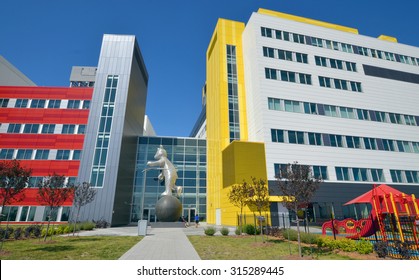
44,210 -> 52,242
295,205 -> 302,258
73,206 -> 81,236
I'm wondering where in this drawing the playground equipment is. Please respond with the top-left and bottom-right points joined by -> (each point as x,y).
322,184 -> 419,259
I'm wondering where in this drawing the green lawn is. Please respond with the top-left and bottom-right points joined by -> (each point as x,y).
188,235 -> 362,260
0,236 -> 142,260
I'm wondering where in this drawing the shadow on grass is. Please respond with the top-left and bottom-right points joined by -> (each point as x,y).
30,245 -> 75,252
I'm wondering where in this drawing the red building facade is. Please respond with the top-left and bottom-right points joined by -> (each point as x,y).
0,86 -> 93,222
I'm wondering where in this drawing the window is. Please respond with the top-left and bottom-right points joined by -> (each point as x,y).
357,109 -> 370,120
345,62 -> 357,72
352,168 -> 368,181
16,149 -> 33,160
48,100 -> 61,108
405,171 -> 419,183
295,53 -> 308,63
0,99 -> 9,107
73,150 -> 82,160
371,169 -> 384,182
382,139 -> 395,151
319,76 -> 331,88
275,30 -> 282,39
315,56 -> 327,67
413,142 -> 419,153
67,100 -> 81,109
299,73 -> 312,85
62,124 -> 75,134
41,124 -> 55,134
334,79 -> 348,90
341,43 -> 353,53
346,136 -> 361,149
23,124 -> 39,134
350,81 -> 362,92
284,100 -> 300,112
56,150 -> 70,160
404,115 -> 416,126
390,170 -> 403,183
324,105 -> 338,117
15,99 -> 28,108
389,113 -> 403,124
30,99 -> 46,108
364,137 -> 377,150
0,149 -> 14,159
288,131 -> 305,144
265,68 -> 277,80
283,31 -> 290,41
268,98 -> 281,111
340,107 -> 355,119
358,46 -> 369,56
336,167 -> 350,181
271,129 -> 284,143
304,102 -> 318,115
329,134 -> 343,147
313,166 -> 328,180
263,47 -> 275,58
274,164 -> 288,178
261,27 -> 272,38
280,70 -> 296,82
82,100 -> 91,109
397,141 -> 411,153
77,125 -> 86,134
7,124 -> 21,133
35,150 -> 49,160
374,111 -> 387,122
308,133 -> 322,146
293,33 -> 305,44
311,37 -> 323,47
329,59 -> 343,70
285,50 -> 292,61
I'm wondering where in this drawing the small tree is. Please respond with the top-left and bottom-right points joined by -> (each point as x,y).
246,177 -> 271,241
228,181 -> 252,234
275,161 -> 322,258
72,182 -> 97,236
37,173 -> 75,241
0,160 -> 31,250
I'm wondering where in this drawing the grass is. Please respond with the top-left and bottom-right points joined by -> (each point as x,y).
188,235 -> 367,260
0,236 -> 142,260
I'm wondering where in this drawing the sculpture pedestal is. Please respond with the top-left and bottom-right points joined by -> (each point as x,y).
155,195 -> 182,222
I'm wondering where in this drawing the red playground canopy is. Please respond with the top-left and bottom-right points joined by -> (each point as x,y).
343,184 -> 405,205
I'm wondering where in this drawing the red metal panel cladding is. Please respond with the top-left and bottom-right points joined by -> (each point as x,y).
0,134 -> 85,149
0,86 -> 93,99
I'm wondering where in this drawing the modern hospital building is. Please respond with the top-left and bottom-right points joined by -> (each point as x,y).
1,8 -> 418,227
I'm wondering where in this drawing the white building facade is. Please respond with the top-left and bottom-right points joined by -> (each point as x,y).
242,10 -> 419,221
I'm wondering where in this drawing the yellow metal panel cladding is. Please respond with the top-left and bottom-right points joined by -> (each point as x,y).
222,141 -> 267,187
205,19 -> 247,224
378,34 -> 398,43
258,8 -> 359,34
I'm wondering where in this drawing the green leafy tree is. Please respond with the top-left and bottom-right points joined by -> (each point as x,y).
72,182 -> 97,236
246,177 -> 271,241
275,161 -> 322,258
0,160 -> 31,250
37,173 -> 75,241
228,181 -> 252,234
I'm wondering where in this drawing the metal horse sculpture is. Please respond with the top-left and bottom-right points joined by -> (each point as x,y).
147,145 -> 182,197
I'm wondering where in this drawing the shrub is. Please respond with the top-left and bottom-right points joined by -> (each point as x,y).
0,227 -> 13,239
33,225 -> 42,238
243,224 -> 261,235
356,239 -> 373,254
93,219 -> 109,228
204,226 -> 216,236
24,226 -> 33,238
13,227 -> 22,240
80,221 -> 95,231
235,228 -> 241,235
282,228 -> 298,241
220,227 -> 229,236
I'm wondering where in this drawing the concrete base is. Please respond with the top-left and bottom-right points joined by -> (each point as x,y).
150,222 -> 185,228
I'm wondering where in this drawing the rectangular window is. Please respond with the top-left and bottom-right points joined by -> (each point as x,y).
274,163 -> 288,178
35,150 -> 49,160
62,124 -> 75,134
293,33 -> 305,44
324,105 -> 338,117
48,100 -> 61,108
405,171 -> 419,183
346,136 -> 361,149
319,77 -> 331,88
0,149 -> 14,159
56,150 -> 70,160
308,133 -> 322,146
265,68 -> 277,80
412,142 -> 419,153
357,109 -> 370,120
352,168 -> 368,181
371,169 -> 384,182
382,139 -> 395,151
330,134 -> 343,147
261,27 -> 272,38
336,167 -> 350,181
340,107 -> 355,119
313,166 -> 328,180
271,129 -> 284,143
7,124 -> 21,133
268,98 -> 281,111
299,73 -> 312,85
30,99 -> 46,108
364,138 -> 377,150
304,102 -> 318,115
350,81 -> 362,92
288,131 -> 305,144
16,149 -> 33,160
263,46 -> 275,58
404,115 -> 416,126
77,125 -> 86,134
41,124 -> 55,134
346,62 -> 357,72
67,100 -> 80,109
374,111 -> 387,122
275,30 -> 282,39
82,100 -> 91,109
284,100 -> 300,112
315,56 -> 327,67
390,170 -> 403,183
296,53 -> 308,63
15,99 -> 28,108
23,124 -> 40,134
73,150 -> 82,160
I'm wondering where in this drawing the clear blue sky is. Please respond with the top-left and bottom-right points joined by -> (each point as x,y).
1,0 -> 418,137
